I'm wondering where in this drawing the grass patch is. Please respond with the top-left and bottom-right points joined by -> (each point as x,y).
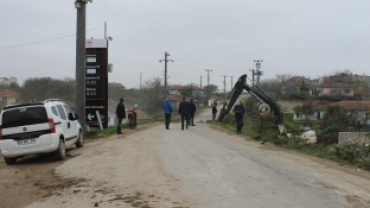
85,120 -> 154,140
215,120 -> 370,170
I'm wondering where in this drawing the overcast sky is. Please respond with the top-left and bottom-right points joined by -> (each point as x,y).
1,0 -> 369,90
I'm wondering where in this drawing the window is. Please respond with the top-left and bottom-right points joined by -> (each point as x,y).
345,88 -> 350,94
56,105 -> 67,120
63,105 -> 73,120
51,106 -> 58,116
2,106 -> 48,128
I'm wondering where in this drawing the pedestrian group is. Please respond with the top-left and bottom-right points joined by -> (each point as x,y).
115,97 -> 245,135
165,97 -> 196,130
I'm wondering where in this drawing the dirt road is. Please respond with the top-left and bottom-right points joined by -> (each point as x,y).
1,109 -> 370,208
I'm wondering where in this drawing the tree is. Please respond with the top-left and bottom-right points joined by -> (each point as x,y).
203,84 -> 218,95
141,77 -> 164,115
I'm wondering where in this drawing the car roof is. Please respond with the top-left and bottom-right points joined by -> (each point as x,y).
2,99 -> 65,111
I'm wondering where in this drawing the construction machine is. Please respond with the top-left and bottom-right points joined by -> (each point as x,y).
217,74 -> 286,134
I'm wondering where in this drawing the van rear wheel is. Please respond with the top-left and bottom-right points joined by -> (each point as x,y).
54,139 -> 66,160
4,157 -> 17,165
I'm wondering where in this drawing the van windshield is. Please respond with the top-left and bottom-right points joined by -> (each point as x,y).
2,106 -> 48,128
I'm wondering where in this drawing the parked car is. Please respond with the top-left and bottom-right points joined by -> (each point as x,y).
0,99 -> 83,165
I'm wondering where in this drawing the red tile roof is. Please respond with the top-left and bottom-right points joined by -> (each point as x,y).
169,85 -> 202,90
109,82 -> 125,88
0,89 -> 20,97
167,94 -> 190,101
333,101 -> 370,111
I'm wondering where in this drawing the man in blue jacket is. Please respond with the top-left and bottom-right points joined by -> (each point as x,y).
163,98 -> 173,130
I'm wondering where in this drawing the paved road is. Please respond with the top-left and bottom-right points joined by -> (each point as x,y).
25,109 -> 370,208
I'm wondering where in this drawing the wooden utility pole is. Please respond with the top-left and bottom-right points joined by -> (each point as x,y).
221,75 -> 228,93
159,51 -> 173,98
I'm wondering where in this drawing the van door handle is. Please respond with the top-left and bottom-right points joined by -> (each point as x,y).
68,122 -> 70,128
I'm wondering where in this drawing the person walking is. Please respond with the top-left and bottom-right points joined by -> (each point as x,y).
189,99 -> 196,126
212,105 -> 218,121
178,97 -> 190,130
234,100 -> 245,134
115,97 -> 126,134
163,98 -> 173,130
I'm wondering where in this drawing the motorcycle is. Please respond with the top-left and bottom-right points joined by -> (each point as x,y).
127,104 -> 138,129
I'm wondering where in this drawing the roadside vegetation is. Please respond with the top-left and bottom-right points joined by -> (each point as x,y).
85,120 -> 154,140
217,95 -> 370,170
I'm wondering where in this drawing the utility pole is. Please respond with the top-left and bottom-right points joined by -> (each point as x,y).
204,69 -> 213,97
140,73 -> 142,90
159,51 -> 173,98
200,76 -> 203,88
254,59 -> 263,84
75,0 -> 92,135
230,76 -> 234,90
250,69 -> 255,86
221,75 -> 228,93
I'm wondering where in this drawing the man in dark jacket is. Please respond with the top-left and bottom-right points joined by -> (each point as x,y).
115,98 -> 126,134
212,105 -> 218,121
189,99 -> 196,126
234,100 -> 245,134
163,98 -> 173,130
178,97 -> 190,130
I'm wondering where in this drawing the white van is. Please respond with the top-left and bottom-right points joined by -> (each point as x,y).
0,99 -> 83,165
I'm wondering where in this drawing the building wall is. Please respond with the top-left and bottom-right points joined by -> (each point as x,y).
320,88 -> 354,97
338,132 -> 370,145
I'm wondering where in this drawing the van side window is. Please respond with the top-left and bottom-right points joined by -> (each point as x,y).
51,106 -> 58,116
56,105 -> 67,120
63,105 -> 73,120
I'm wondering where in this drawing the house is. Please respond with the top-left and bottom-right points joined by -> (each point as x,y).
279,100 -> 328,121
166,94 -> 189,108
280,76 -> 318,95
109,82 -> 125,89
318,83 -> 354,98
168,85 -> 204,97
323,73 -> 370,85
0,89 -> 20,106
334,101 -> 370,130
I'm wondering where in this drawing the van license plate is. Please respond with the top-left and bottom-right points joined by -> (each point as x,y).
18,138 -> 36,145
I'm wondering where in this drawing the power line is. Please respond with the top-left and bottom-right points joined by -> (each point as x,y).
173,56 -> 246,70
0,25 -> 104,50
118,0 -> 161,56
98,0 -> 155,60
138,0 -> 163,53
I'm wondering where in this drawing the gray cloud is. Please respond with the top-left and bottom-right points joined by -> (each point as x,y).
1,0 -> 369,91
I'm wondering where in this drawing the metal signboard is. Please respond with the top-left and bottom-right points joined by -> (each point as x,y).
85,39 -> 108,128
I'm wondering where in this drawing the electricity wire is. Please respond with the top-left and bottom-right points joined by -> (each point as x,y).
118,0 -> 161,57
137,0 -> 163,53
0,25 -> 104,50
98,0 -> 156,60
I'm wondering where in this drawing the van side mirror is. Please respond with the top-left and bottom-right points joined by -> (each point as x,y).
69,113 -> 79,120
68,113 -> 75,120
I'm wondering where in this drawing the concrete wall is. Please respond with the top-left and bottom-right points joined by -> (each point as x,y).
338,132 -> 370,145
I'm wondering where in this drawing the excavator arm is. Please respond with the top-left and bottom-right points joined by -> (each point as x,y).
217,74 -> 285,133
